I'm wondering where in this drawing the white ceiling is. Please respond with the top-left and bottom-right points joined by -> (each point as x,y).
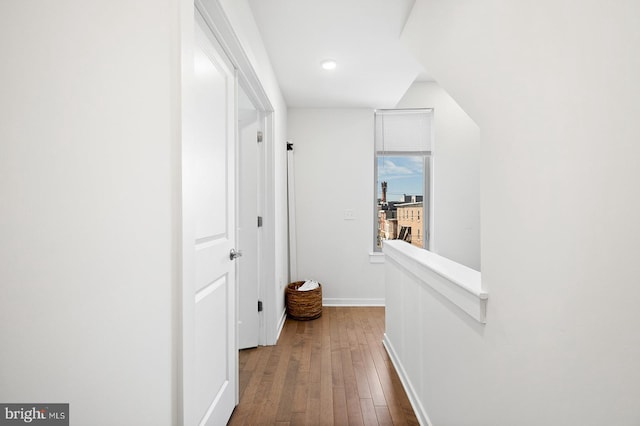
248,0 -> 427,109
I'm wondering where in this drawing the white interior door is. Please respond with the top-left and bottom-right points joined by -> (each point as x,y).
182,13 -> 237,426
237,86 -> 260,349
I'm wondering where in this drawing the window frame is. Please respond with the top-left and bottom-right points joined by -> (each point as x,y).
373,108 -> 433,253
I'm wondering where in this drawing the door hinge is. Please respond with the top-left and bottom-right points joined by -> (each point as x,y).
257,131 -> 263,143
257,216 -> 263,227
258,300 -> 263,312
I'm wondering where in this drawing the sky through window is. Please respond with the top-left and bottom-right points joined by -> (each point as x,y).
377,156 -> 423,201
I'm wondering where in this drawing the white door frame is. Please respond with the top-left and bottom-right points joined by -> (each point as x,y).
191,1 -> 277,349
180,6 -> 239,424
179,4 -> 278,417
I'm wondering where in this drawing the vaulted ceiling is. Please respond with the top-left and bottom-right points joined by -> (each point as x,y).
248,0 -> 428,109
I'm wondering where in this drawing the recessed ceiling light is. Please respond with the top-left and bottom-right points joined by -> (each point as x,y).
321,59 -> 337,70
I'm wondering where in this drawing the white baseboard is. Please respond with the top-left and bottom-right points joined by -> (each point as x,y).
383,334 -> 432,426
274,308 -> 286,344
322,298 -> 385,307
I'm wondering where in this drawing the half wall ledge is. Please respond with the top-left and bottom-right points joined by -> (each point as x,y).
382,240 -> 487,323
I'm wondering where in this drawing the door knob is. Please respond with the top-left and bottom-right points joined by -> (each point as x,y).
229,248 -> 243,260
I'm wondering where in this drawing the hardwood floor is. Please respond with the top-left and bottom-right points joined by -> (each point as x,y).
228,307 -> 419,425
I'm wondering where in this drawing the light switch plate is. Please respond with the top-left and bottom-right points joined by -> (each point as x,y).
344,209 -> 356,220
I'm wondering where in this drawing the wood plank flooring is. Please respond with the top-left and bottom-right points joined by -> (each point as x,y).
228,307 -> 419,425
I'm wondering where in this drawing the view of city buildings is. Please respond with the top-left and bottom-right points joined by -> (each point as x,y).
376,181 -> 424,249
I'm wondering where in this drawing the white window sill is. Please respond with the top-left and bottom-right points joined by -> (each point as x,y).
382,240 -> 487,323
368,252 -> 386,264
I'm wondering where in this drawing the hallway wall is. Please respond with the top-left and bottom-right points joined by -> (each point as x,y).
393,0 -> 640,424
288,91 -> 480,302
288,109 -> 385,305
396,82 -> 481,270
0,1 -> 178,424
0,1 -> 290,424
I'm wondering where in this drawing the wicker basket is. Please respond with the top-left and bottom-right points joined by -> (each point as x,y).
286,281 -> 323,320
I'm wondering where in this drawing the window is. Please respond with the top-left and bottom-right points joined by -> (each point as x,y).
374,109 -> 432,251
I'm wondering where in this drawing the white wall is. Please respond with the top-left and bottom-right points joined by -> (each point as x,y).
0,1 -> 178,425
385,0 -> 640,425
396,82 -> 481,270
218,0 -> 289,342
0,3 -> 290,426
288,109 -> 385,305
